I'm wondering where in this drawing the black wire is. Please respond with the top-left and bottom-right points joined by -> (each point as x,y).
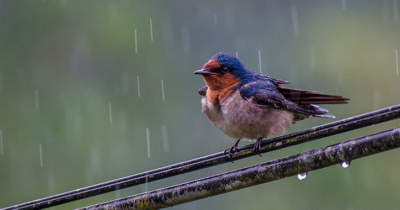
4,104 -> 400,210
77,127 -> 400,210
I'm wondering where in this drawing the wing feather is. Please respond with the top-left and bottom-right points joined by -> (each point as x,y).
277,86 -> 349,104
240,81 -> 339,119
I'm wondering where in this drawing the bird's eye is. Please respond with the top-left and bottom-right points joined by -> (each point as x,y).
221,67 -> 229,73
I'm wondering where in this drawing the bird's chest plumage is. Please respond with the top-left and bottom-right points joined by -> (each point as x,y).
201,89 -> 294,140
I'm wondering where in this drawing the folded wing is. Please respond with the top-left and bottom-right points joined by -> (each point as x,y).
240,80 -> 348,120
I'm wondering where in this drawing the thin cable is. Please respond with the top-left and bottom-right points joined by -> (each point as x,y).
78,127 -> 400,210
4,104 -> 400,210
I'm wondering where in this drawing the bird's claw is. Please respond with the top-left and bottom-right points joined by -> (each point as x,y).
253,138 -> 263,157
224,145 -> 239,160
224,139 -> 241,160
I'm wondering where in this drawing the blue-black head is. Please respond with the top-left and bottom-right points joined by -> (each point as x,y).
194,52 -> 248,79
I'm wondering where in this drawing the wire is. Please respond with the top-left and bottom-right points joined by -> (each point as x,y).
4,104 -> 400,210
78,127 -> 400,209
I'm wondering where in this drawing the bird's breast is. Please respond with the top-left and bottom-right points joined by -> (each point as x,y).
201,90 -> 294,140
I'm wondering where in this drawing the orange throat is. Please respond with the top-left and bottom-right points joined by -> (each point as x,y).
202,73 -> 241,105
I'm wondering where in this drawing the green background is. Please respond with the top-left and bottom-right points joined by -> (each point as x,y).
1,1 -> 400,209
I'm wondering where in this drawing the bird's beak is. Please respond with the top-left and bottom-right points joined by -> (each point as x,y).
194,69 -> 219,75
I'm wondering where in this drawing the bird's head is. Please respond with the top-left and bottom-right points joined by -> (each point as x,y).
194,53 -> 246,90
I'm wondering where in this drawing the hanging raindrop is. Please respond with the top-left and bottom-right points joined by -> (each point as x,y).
297,172 -> 307,180
341,161 -> 351,168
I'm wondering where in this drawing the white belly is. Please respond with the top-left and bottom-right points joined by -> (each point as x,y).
201,90 -> 293,140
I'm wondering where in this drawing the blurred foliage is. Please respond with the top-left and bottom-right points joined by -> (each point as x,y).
0,0 -> 400,209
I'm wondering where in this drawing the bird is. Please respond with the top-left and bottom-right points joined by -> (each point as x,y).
194,52 -> 349,158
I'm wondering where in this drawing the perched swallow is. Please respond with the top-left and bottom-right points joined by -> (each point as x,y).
194,52 -> 348,158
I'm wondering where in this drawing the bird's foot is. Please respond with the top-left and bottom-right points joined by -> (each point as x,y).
224,139 -> 241,160
224,146 -> 238,160
253,137 -> 263,157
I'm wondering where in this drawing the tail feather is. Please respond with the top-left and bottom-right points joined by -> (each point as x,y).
278,86 -> 349,119
278,86 -> 349,105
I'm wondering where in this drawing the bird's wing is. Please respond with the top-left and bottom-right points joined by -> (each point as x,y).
239,81 -> 335,118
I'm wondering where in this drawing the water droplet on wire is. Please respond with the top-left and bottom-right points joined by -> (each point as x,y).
341,161 -> 351,168
297,172 -> 307,180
